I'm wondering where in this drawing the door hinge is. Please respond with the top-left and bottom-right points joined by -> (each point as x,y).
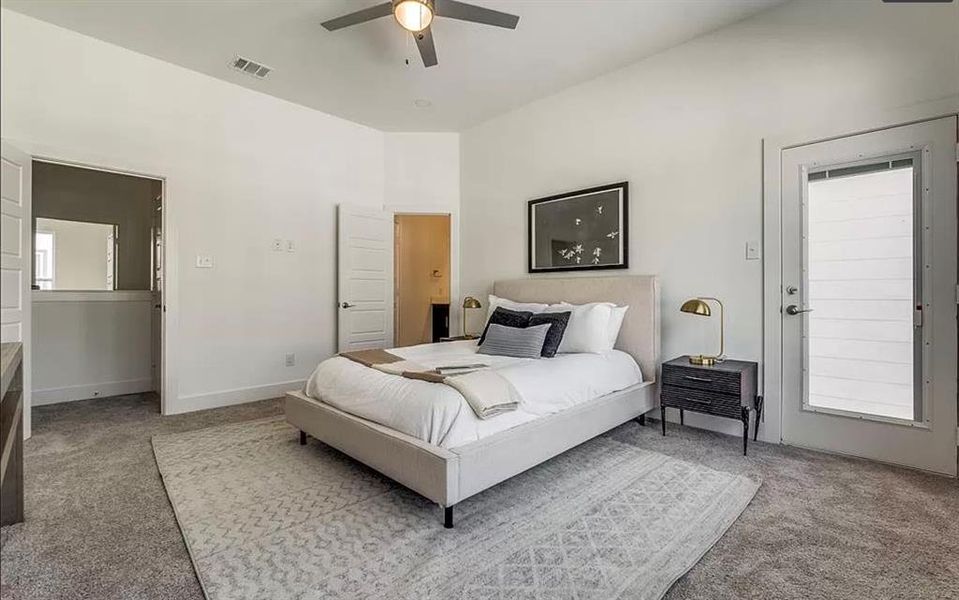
913,305 -> 923,327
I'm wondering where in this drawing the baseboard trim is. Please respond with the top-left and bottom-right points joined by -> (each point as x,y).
33,378 -> 155,406
168,379 -> 306,415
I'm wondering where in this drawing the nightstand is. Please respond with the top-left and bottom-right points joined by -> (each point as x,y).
439,335 -> 477,342
660,356 -> 762,455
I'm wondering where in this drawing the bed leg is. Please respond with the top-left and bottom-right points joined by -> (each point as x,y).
635,414 -> 646,426
443,506 -> 454,529
299,430 -> 307,446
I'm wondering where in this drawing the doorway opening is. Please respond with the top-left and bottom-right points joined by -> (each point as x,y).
393,213 -> 451,347
30,160 -> 165,409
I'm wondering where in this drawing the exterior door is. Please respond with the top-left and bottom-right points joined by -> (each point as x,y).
1,141 -> 32,437
780,117 -> 957,475
337,204 -> 394,352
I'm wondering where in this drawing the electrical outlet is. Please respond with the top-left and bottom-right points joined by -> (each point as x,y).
285,353 -> 295,367
195,255 -> 214,268
271,239 -> 283,252
745,241 -> 761,261
286,239 -> 295,253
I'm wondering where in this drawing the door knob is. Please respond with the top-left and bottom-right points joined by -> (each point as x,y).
340,302 -> 355,309
785,305 -> 813,315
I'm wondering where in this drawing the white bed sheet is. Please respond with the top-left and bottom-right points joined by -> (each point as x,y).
303,340 -> 643,449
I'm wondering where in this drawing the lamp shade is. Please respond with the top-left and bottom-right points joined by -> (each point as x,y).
680,298 -> 711,317
462,296 -> 482,309
393,0 -> 433,32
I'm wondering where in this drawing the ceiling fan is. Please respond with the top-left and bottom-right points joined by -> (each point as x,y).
321,0 -> 519,68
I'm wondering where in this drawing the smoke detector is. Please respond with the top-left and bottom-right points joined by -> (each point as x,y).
230,55 -> 272,79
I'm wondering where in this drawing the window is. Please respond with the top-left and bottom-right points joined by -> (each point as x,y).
34,231 -> 55,290
805,157 -> 919,421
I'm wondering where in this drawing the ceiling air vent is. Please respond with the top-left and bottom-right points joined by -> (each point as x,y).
230,55 -> 272,79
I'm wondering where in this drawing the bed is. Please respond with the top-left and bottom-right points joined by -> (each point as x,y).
285,275 -> 661,527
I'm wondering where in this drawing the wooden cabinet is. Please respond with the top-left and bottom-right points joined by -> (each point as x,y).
1,342 -> 24,527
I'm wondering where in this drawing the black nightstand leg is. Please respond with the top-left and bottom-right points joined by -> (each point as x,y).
753,396 -> 764,442
741,407 -> 749,456
661,406 -> 667,436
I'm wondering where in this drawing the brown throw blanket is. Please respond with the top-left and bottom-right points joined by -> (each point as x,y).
339,349 -> 446,383
338,349 -> 520,419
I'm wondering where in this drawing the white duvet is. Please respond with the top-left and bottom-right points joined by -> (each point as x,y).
303,340 -> 643,449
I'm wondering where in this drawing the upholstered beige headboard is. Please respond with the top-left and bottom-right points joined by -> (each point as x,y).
492,276 -> 661,382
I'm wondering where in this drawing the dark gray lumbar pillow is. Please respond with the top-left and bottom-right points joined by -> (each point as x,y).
528,311 -> 571,358
478,307 -> 533,344
478,323 -> 551,358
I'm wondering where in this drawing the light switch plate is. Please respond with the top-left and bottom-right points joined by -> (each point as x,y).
195,255 -> 214,268
745,241 -> 761,261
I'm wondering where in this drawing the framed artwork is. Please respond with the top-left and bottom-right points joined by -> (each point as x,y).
527,181 -> 628,273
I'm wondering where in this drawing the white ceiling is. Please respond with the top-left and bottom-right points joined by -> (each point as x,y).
3,0 -> 785,131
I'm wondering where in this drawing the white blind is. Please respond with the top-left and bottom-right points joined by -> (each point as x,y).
805,164 -> 915,420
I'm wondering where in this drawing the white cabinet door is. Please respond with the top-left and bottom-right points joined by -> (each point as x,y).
337,205 -> 394,352
780,117 -> 957,475
1,141 -> 32,437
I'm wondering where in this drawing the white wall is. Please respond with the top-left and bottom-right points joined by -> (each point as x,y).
32,291 -> 153,405
384,133 -> 462,333
2,9 -> 387,413
459,0 -> 959,437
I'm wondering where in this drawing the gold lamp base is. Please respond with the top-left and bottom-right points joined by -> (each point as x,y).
688,354 -> 721,366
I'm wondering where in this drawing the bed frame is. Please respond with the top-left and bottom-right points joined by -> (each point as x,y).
285,275 -> 661,528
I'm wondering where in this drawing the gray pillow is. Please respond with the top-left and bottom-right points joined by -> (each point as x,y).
478,323 -> 551,359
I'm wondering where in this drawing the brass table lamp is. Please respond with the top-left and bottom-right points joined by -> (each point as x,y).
680,297 -> 725,366
462,296 -> 482,337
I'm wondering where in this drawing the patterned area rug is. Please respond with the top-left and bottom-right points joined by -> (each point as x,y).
153,417 -> 760,600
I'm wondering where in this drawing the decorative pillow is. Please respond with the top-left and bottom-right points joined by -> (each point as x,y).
528,311 -> 571,358
487,294 -> 548,320
478,323 -> 551,359
478,307 -> 533,344
606,305 -> 629,350
555,303 -> 614,354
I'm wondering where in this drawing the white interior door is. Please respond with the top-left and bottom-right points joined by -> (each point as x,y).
1,141 -> 32,438
337,204 -> 394,352
780,117 -> 957,476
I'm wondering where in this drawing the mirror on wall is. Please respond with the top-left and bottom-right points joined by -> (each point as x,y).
33,217 -> 118,291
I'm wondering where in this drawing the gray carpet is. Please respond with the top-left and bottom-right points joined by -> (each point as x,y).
1,394 -> 957,600
153,417 -> 760,600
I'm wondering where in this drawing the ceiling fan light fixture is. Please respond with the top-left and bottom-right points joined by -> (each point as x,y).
393,0 -> 433,33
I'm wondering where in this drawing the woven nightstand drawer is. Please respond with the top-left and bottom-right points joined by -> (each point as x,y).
660,385 -> 742,419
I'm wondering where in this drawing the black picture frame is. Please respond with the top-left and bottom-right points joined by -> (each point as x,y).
527,181 -> 629,273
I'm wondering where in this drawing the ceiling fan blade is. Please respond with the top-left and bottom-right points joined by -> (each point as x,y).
434,0 -> 519,29
321,2 -> 393,31
414,27 -> 438,67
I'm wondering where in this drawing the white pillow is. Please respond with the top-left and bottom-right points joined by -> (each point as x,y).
554,302 -> 613,354
487,294 -> 549,319
550,301 -> 628,353
607,305 -> 629,350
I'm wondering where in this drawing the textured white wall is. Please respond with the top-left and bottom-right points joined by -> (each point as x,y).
458,0 -> 959,436
2,9 -> 386,413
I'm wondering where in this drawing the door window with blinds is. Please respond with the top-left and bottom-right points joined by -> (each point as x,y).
802,154 -> 924,423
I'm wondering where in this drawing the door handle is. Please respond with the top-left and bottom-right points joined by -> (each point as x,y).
785,305 -> 813,315
340,302 -> 355,309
